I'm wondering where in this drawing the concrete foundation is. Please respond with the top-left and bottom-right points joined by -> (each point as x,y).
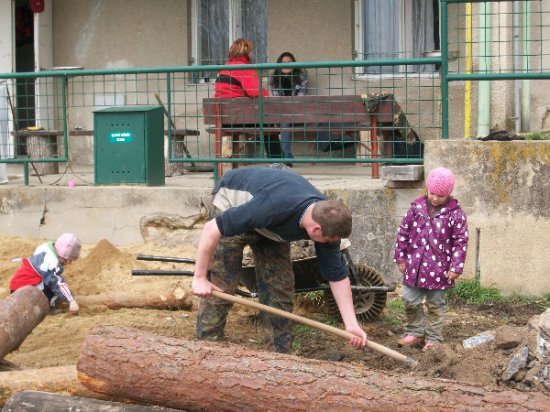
1,139 -> 548,296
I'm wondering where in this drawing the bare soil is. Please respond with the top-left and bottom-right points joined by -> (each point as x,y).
0,233 -> 546,392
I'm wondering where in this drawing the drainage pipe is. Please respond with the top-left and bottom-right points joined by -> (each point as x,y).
464,3 -> 473,138
477,2 -> 491,137
521,0 -> 531,131
514,1 -> 521,132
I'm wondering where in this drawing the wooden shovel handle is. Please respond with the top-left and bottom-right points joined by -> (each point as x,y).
211,290 -> 418,368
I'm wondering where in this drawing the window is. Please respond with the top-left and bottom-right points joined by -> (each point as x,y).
191,0 -> 267,80
354,0 -> 440,74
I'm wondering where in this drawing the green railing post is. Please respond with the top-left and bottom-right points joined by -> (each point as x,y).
166,73 -> 172,164
62,76 -> 69,157
259,68 -> 265,159
23,161 -> 29,186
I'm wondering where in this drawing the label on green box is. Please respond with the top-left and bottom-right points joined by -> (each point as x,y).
109,131 -> 132,143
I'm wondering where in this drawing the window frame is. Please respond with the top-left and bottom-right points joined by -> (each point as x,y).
353,0 -> 440,78
190,0 -> 267,70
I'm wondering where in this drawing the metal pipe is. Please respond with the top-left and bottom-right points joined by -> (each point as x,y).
136,254 -> 196,264
132,269 -> 194,276
514,1 -> 521,133
475,228 -> 481,284
521,0 -> 531,131
477,2 -> 491,137
464,2 -> 473,138
448,71 -> 550,81
441,0 -> 450,139
131,269 -> 396,293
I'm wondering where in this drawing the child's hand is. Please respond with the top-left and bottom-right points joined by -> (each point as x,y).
397,262 -> 406,274
69,300 -> 79,313
446,271 -> 460,281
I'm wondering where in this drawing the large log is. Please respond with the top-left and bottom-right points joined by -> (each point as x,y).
77,325 -> 550,412
2,390 -> 182,412
75,285 -> 192,310
0,286 -> 50,359
0,365 -> 102,407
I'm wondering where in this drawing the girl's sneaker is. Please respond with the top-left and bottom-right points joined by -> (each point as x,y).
422,341 -> 439,351
397,335 -> 422,346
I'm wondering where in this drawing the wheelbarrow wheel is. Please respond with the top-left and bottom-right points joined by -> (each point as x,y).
325,264 -> 387,322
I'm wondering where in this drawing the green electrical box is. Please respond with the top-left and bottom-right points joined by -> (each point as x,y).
94,106 -> 165,186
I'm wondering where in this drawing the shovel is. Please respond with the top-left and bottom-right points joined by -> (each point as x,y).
210,290 -> 418,369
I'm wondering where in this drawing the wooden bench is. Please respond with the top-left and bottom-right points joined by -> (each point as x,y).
202,95 -> 395,177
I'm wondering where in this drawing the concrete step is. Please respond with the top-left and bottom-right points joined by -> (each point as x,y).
380,165 -> 424,188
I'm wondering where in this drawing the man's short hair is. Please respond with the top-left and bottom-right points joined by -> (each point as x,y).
312,199 -> 352,238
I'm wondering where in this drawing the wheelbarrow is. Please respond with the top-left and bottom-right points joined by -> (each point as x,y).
133,248 -> 395,322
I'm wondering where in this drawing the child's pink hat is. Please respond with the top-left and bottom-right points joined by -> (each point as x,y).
426,167 -> 455,196
55,233 -> 81,261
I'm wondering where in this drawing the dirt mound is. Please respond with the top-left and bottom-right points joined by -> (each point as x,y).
69,239 -> 131,295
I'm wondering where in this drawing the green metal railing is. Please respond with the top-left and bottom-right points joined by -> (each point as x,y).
441,0 -> 550,138
2,1 -> 550,185
1,59 -> 439,184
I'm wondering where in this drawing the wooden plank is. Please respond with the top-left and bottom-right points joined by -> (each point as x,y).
203,95 -> 373,126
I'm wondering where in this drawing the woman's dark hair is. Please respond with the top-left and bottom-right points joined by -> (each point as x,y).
271,52 -> 304,89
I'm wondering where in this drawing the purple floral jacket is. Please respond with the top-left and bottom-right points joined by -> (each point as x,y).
394,195 -> 468,290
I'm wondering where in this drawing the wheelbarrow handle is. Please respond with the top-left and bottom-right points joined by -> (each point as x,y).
211,290 -> 418,369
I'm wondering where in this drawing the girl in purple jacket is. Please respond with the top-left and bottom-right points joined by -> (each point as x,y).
394,167 -> 468,351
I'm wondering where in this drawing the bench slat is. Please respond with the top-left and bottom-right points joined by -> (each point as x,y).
203,95 -> 393,126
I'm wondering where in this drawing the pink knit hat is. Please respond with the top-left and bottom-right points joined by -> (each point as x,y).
426,167 -> 455,197
55,233 -> 82,261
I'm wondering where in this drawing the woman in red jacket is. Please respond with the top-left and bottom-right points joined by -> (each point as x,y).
214,38 -> 281,158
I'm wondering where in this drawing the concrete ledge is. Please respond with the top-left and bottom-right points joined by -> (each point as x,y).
384,179 -> 425,189
380,165 -> 424,181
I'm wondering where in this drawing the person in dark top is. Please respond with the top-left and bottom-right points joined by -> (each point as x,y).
269,52 -> 308,162
192,166 -> 367,353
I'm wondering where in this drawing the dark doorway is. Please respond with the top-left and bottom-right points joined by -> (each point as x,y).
15,0 -> 35,154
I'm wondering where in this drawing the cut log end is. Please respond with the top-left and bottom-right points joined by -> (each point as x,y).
0,286 -> 50,359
